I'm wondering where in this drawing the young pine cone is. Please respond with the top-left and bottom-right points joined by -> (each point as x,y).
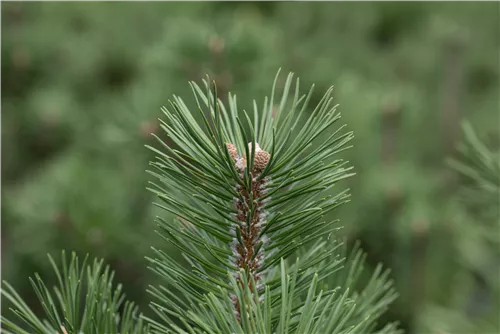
226,142 -> 270,172
226,142 -> 239,162
250,143 -> 270,172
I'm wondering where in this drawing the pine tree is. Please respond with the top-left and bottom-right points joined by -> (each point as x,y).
418,122 -> 500,334
3,3 -> 498,332
2,72 -> 400,333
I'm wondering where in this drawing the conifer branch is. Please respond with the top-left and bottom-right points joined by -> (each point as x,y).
1,70 -> 400,334
1,251 -> 148,334
146,70 -> 399,333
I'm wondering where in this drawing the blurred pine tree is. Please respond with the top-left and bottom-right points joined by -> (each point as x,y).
2,2 -> 498,333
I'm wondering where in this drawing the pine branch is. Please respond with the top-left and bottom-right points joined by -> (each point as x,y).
1,251 -> 148,334
448,121 -> 500,218
147,70 -> 399,333
1,70 -> 400,334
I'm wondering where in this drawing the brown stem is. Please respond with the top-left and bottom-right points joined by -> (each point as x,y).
441,32 -> 467,157
227,142 -> 270,321
410,219 -> 429,331
381,96 -> 401,169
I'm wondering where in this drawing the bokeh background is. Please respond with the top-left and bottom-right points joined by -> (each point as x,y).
2,2 -> 499,333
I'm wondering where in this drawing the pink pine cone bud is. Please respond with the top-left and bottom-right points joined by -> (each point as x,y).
226,142 -> 238,162
254,150 -> 270,171
248,143 -> 270,171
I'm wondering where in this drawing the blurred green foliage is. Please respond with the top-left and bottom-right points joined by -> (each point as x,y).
2,2 -> 498,333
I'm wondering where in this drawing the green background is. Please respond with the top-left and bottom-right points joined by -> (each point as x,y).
2,2 -> 499,333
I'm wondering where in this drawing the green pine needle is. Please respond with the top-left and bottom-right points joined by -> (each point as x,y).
146,70 -> 400,333
2,71 -> 400,334
1,251 -> 148,334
